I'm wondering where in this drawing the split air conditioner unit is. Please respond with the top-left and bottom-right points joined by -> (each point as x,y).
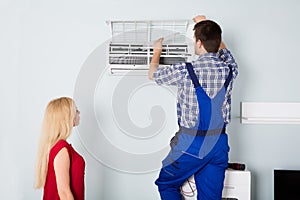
106,20 -> 193,75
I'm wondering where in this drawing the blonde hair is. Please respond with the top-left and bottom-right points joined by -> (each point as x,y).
34,97 -> 76,189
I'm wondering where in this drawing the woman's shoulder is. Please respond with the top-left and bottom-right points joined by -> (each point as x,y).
50,140 -> 71,155
54,139 -> 69,147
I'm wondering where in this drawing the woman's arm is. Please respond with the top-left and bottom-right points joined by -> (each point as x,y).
54,147 -> 74,200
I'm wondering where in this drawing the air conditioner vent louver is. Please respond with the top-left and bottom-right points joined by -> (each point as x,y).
159,57 -> 186,65
107,20 -> 192,75
109,56 -> 148,65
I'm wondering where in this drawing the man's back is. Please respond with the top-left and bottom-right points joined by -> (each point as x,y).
152,48 -> 238,128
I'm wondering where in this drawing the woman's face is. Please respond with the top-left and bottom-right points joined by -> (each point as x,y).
73,106 -> 80,127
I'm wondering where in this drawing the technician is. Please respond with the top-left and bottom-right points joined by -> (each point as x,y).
148,15 -> 238,200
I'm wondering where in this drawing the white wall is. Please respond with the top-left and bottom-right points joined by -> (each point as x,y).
1,0 -> 300,199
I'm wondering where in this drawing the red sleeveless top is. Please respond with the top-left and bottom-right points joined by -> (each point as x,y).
43,140 -> 85,200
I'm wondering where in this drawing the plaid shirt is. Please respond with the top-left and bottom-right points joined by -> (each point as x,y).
153,48 -> 238,128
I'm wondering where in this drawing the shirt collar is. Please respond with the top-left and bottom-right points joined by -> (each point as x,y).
197,52 -> 218,61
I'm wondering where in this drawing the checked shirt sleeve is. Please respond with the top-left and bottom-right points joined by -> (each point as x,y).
218,48 -> 238,79
218,48 -> 238,124
152,63 -> 185,87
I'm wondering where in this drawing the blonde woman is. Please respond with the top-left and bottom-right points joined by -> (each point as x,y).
34,97 -> 85,200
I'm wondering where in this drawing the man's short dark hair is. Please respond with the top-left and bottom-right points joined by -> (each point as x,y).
193,20 -> 222,53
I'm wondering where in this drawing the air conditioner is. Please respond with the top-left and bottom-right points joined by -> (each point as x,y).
106,20 -> 193,75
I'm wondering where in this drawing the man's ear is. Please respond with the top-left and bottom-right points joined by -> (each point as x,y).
196,39 -> 202,48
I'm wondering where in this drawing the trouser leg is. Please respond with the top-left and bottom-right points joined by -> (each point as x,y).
155,152 -> 207,200
194,134 -> 229,200
194,163 -> 227,200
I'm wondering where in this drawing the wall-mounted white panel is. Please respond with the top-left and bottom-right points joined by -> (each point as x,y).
241,102 -> 300,124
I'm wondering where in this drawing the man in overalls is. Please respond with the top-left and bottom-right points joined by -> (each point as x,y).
148,15 -> 238,200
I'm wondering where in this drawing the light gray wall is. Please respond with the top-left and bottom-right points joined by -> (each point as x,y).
1,0 -> 300,199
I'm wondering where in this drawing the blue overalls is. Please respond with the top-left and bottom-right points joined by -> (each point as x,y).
155,63 -> 233,200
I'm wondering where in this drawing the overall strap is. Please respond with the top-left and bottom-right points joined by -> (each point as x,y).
186,62 -> 200,88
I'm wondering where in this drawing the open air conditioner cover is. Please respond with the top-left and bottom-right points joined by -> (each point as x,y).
107,20 -> 193,75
